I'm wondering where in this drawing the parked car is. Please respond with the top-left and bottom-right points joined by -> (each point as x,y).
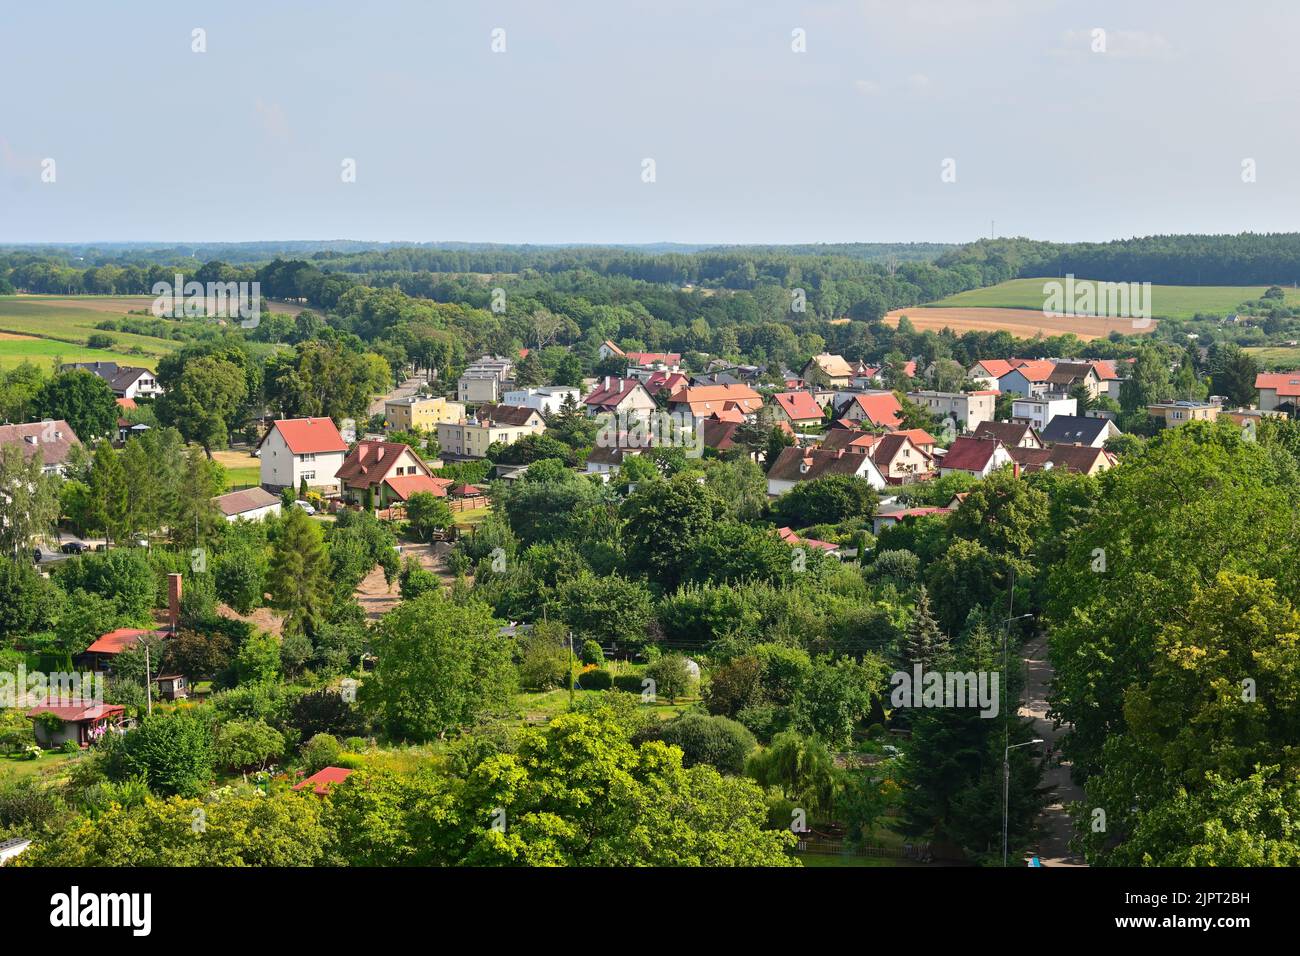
293,501 -> 317,516
61,541 -> 87,555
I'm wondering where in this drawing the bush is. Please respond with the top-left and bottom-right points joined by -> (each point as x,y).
644,654 -> 696,703
577,668 -> 613,690
614,673 -> 649,694
580,640 -> 605,666
657,713 -> 757,774
86,333 -> 116,349
343,736 -> 367,751
519,633 -> 570,691
302,733 -> 342,775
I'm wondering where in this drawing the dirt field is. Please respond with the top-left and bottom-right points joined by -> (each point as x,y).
883,307 -> 1156,341
15,294 -> 305,316
354,541 -> 456,620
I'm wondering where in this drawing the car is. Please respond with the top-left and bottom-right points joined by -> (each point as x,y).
60,541 -> 87,555
292,500 -> 317,516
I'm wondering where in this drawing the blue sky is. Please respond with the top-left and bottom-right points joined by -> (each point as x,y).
2,0 -> 1298,245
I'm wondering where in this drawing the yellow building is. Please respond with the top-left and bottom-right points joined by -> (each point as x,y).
437,405 -> 545,459
385,396 -> 465,431
1146,401 -> 1219,428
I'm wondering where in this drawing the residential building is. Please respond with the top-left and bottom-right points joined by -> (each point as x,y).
840,392 -> 904,429
973,420 -> 1043,449
1038,415 -> 1122,448
27,702 -> 126,749
257,417 -> 349,493
996,360 -> 1057,397
765,446 -> 886,495
582,377 -> 657,417
801,353 -> 856,388
907,390 -> 998,432
666,384 -> 764,419
457,355 -> 514,403
968,358 -> 1025,389
1147,401 -> 1219,428
437,404 -> 545,458
384,395 -> 466,431
772,390 -> 826,429
1255,371 -> 1300,411
63,361 -> 163,399
501,385 -> 581,416
336,440 -> 441,507
213,487 -> 282,522
642,370 -> 690,398
1011,394 -> 1077,432
1008,444 -> 1116,476
937,436 -> 1013,478
0,420 -> 81,474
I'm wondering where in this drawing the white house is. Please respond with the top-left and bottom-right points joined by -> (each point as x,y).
256,418 -> 349,494
1011,394 -> 1077,432
213,487 -> 283,522
938,436 -> 1013,478
501,385 -> 581,416
906,390 -> 998,433
765,446 -> 886,496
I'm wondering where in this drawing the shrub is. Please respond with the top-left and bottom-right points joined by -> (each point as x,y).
343,736 -> 367,751
644,654 -> 696,703
658,713 -> 758,774
519,634 -> 570,691
577,668 -> 613,690
302,733 -> 342,774
613,673 -> 648,694
580,640 -> 605,666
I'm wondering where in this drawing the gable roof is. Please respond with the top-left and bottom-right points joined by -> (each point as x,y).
583,377 -> 649,410
64,362 -> 152,393
775,527 -> 839,552
804,353 -> 856,378
625,351 -> 681,366
265,418 -> 348,455
84,628 -> 163,656
766,446 -> 881,484
895,427 -> 936,448
337,440 -> 426,490
1089,360 -> 1120,381
820,429 -> 880,454
974,420 -> 1040,447
870,432 -> 923,468
1009,444 -> 1113,474
1039,415 -> 1113,446
971,359 -> 1021,379
643,370 -> 689,397
846,393 -> 903,429
26,702 -> 125,723
293,766 -> 354,796
1047,362 -> 1099,387
940,436 -> 1006,473
667,384 -> 763,416
1001,359 -> 1056,383
0,420 -> 81,467
774,391 -> 824,421
212,486 -> 281,517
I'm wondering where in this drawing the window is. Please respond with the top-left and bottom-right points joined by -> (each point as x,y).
302,471 -> 316,481
301,452 -> 316,463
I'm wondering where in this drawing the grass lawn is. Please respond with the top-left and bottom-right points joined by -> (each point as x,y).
0,750 -> 75,783
453,505 -> 492,531
0,296 -> 180,367
930,277 -> 1300,321
211,448 -> 262,490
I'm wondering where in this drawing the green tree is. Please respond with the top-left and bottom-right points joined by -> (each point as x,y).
268,505 -> 332,639
33,369 -> 117,441
116,711 -> 216,797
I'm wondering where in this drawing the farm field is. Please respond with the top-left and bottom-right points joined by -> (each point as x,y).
0,331 -> 159,372
883,306 -> 1153,341
929,277 -> 1300,320
1246,346 -> 1300,369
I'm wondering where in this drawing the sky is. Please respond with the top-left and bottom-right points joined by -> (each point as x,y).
2,0 -> 1299,246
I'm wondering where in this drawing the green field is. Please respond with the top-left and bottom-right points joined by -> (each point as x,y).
0,295 -> 179,370
1246,346 -> 1300,369
931,277 -> 1300,321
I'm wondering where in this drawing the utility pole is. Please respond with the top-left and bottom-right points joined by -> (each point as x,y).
567,631 -> 575,709
144,641 -> 153,717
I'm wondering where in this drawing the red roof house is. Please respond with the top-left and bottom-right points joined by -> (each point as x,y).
293,766 -> 355,796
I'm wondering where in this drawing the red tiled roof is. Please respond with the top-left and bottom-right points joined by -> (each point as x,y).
848,393 -> 903,429
940,436 -> 1005,473
84,628 -> 160,655
584,377 -> 647,410
293,767 -> 354,796
385,474 -> 453,500
26,703 -> 125,723
115,397 -> 137,411
667,384 -> 764,416
896,427 -> 936,448
644,371 -> 689,397
337,441 -> 422,490
1002,360 -> 1056,383
775,527 -> 839,552
625,351 -> 681,366
774,391 -> 824,422
1256,371 -> 1300,397
267,418 -> 347,455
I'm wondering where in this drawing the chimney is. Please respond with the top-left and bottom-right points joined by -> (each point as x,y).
604,376 -> 613,390
168,573 -> 183,631
1012,461 -> 1021,480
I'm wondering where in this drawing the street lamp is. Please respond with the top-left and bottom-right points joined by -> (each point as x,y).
1003,738 -> 1044,866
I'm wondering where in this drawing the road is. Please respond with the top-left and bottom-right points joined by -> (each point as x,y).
368,374 -> 425,417
1019,634 -> 1087,866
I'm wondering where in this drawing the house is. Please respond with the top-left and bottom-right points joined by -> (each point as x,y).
584,443 -> 646,479
872,506 -> 953,535
907,390 -> 998,433
869,432 -> 935,484
641,370 -> 690,399
383,395 -> 466,431
257,417 -> 348,493
582,377 -> 657,418
1255,371 -> 1300,411
1147,401 -> 1219,428
213,486 -> 282,522
996,360 -> 1057,397
1089,360 -> 1123,401
76,628 -> 168,673
437,405 -> 545,459
1011,394 -> 1077,432
700,417 -> 743,454
1046,362 -> 1103,399
968,359 -> 1025,388
501,386 -> 581,415
893,428 -> 936,456
840,392 -> 904,430
775,526 -> 842,557
27,702 -> 126,749
974,421 -> 1043,449
0,420 -> 81,474
666,384 -> 764,419
63,362 -> 163,399
293,767 -> 355,796
336,440 -> 437,507
1039,415 -> 1122,448
153,674 -> 189,701
598,340 -> 627,361
772,390 -> 826,428
801,353 -> 856,388
820,428 -> 883,455
765,446 -> 886,495
1008,444 -> 1116,476
457,355 -> 514,404
624,351 -> 682,371
937,436 -> 1013,478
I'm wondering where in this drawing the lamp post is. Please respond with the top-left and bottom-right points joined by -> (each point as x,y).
1004,738 -> 1043,866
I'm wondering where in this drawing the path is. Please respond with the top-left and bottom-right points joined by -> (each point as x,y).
368,374 -> 425,417
353,540 -> 455,620
1019,634 -> 1086,866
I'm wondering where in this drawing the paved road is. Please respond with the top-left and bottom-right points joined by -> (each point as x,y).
1019,634 -> 1087,866
368,374 -> 425,417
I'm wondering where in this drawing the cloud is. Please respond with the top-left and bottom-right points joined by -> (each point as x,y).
254,98 -> 291,144
1055,28 -> 1173,59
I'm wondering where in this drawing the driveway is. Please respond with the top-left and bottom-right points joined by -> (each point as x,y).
1019,634 -> 1087,866
368,374 -> 425,417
